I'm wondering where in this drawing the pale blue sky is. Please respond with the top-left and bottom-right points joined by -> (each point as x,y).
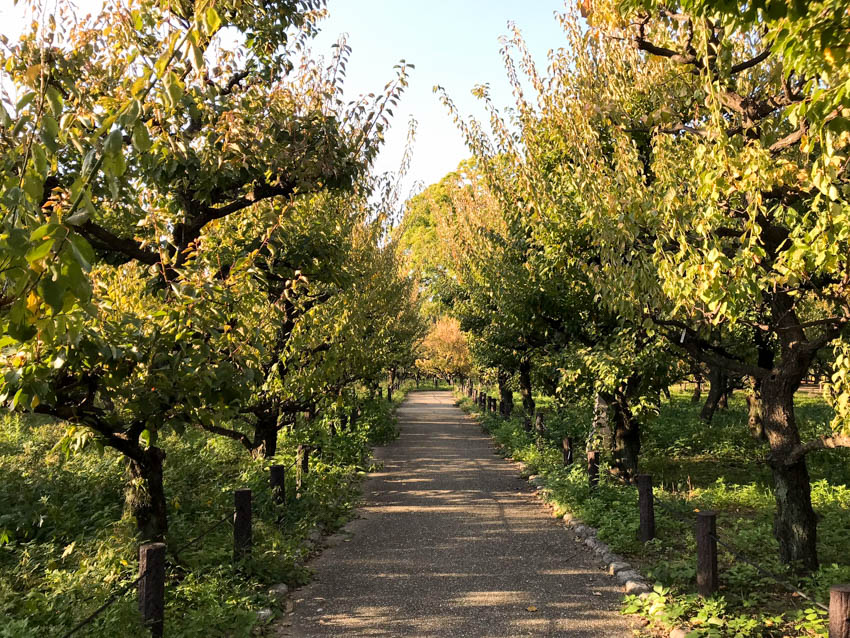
312,1 -> 567,194
1,1 -> 568,194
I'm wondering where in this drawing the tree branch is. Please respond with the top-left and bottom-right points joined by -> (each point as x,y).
786,434 -> 850,465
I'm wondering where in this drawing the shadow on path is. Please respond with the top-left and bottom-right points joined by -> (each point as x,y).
281,391 -> 635,637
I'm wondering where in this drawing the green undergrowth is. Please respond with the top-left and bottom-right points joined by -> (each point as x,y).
0,385 -> 410,638
458,391 -> 850,638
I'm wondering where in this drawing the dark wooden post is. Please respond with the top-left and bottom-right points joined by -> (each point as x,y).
270,465 -> 286,505
138,542 -> 166,638
377,387 -> 382,399
830,585 -> 850,638
562,437 -> 573,466
499,399 -> 505,416
587,451 -> 600,489
523,416 -> 532,432
696,511 -> 718,596
234,489 -> 252,562
637,474 -> 655,543
387,384 -> 393,401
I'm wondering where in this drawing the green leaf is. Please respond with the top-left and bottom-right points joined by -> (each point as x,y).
132,122 -> 153,153
69,234 -> 94,272
26,238 -> 53,262
104,129 -> 123,159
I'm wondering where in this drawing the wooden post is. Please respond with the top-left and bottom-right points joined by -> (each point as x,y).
499,399 -> 505,416
523,416 -> 532,432
830,585 -> 850,638
562,437 -> 573,466
696,511 -> 718,596
587,451 -> 600,489
234,489 -> 252,562
637,474 -> 655,543
138,543 -> 166,638
270,464 -> 286,505
387,385 -> 393,401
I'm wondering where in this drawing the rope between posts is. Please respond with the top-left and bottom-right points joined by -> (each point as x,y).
61,573 -> 146,638
601,466 -> 827,610
172,510 -> 235,557
709,532 -> 829,612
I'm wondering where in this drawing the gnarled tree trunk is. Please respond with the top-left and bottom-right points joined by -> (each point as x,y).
587,392 -> 611,454
762,372 -> 818,570
498,369 -> 513,416
518,359 -> 535,415
700,365 -> 726,422
609,390 -> 640,481
127,446 -> 168,542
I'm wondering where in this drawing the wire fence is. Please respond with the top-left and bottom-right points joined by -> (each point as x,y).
56,455 -> 304,638
600,457 -> 829,610
61,573 -> 146,638
465,391 -> 834,616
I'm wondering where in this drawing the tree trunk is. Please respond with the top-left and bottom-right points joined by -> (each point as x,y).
746,385 -> 766,441
700,365 -> 725,422
761,374 -> 818,570
253,410 -> 279,458
127,446 -> 168,542
519,359 -> 535,415
610,393 -> 640,481
587,393 -> 611,454
498,370 -> 513,417
691,372 -> 703,403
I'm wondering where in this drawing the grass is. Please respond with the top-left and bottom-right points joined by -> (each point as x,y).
460,390 -> 850,638
0,385 -> 410,638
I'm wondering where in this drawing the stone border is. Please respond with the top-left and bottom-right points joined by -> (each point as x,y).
467,394 -> 691,637
515,463 -> 652,599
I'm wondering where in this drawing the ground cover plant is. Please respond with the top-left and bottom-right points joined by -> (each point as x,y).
459,389 -> 850,637
0,386 -> 408,637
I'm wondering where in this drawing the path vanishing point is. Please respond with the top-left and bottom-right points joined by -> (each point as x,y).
281,391 -> 636,637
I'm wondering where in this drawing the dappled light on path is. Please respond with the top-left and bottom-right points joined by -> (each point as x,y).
284,391 -> 633,637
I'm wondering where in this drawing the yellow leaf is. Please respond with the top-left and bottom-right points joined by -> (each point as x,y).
26,291 -> 40,314
526,606 -> 538,612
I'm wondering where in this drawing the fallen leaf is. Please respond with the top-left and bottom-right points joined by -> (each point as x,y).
526,606 -> 538,612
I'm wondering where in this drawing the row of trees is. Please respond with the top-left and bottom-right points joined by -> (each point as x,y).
400,0 -> 850,572
0,0 -> 423,540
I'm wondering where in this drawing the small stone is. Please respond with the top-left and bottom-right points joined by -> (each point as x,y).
608,562 -> 631,576
309,529 -> 323,544
601,552 -> 623,565
625,579 -> 650,595
585,537 -> 601,551
572,524 -> 589,538
616,569 -> 643,585
268,583 -> 289,602
593,541 -> 610,555
256,608 -> 273,623
670,628 -> 690,638
562,512 -> 574,524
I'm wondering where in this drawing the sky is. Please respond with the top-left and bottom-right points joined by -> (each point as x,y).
0,0 -> 569,195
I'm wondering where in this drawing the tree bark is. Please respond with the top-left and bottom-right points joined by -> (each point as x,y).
746,386 -> 766,441
762,373 -> 818,570
253,409 -> 279,458
519,359 -> 535,415
691,371 -> 703,403
127,446 -> 168,542
610,392 -> 640,481
587,393 -> 612,454
498,369 -> 514,416
700,365 -> 726,422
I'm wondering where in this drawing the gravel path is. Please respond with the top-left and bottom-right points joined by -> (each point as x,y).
280,391 -> 635,637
